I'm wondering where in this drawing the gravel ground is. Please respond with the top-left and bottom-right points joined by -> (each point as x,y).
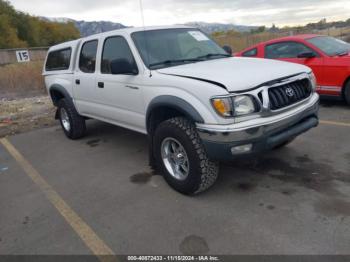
0,96 -> 57,138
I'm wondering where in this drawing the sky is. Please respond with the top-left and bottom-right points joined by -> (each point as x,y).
8,0 -> 350,27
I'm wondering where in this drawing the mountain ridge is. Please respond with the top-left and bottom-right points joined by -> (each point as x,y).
43,17 -> 258,36
41,17 -> 128,37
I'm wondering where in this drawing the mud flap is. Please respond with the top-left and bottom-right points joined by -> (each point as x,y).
55,108 -> 59,119
148,135 -> 157,170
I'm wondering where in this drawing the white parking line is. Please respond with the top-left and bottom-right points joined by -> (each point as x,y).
0,138 -> 117,262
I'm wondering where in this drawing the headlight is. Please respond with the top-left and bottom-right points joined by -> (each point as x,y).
232,95 -> 257,116
309,72 -> 317,91
211,95 -> 257,117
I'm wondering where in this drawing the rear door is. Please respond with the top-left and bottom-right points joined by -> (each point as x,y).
73,39 -> 99,116
264,41 -> 324,81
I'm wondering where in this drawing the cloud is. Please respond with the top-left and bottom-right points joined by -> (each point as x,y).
8,0 -> 350,26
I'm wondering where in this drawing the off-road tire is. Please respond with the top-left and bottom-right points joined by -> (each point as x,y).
57,99 -> 86,140
153,117 -> 219,195
344,81 -> 350,105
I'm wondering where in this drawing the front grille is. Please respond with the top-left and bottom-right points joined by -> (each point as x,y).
268,78 -> 312,110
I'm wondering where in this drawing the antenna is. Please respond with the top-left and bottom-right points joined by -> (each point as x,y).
139,0 -> 146,28
139,0 -> 152,77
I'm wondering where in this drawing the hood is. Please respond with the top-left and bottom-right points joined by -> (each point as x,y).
157,57 -> 311,92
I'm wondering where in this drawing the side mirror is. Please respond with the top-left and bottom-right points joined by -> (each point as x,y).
110,59 -> 138,75
223,45 -> 233,55
297,52 -> 316,59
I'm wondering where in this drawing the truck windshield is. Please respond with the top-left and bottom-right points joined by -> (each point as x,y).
307,36 -> 350,56
132,28 -> 230,69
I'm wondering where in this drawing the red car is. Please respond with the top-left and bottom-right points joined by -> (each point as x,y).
236,34 -> 350,104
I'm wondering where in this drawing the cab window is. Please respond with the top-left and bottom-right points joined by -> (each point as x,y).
265,42 -> 316,59
45,48 -> 71,71
101,36 -> 138,74
79,40 -> 98,73
242,48 -> 257,57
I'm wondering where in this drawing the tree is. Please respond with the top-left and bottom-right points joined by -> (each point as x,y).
267,23 -> 279,33
0,0 -> 80,48
250,26 -> 266,34
0,14 -> 27,48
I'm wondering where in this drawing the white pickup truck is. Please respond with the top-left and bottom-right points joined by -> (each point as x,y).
43,26 -> 319,194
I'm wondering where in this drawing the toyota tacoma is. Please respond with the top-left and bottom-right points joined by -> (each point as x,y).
43,26 -> 319,194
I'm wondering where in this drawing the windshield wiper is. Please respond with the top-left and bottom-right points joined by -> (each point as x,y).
149,54 -> 231,68
149,58 -> 202,69
196,53 -> 232,60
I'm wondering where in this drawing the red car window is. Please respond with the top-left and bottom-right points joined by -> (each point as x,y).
307,36 -> 350,56
242,48 -> 258,57
265,41 -> 316,59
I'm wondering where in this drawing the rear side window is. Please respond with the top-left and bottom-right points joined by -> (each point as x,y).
265,41 -> 315,59
79,40 -> 98,73
101,36 -> 137,74
45,48 -> 71,71
242,48 -> 257,57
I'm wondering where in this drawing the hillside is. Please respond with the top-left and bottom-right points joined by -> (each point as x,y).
42,17 -> 127,37
184,22 -> 258,34
44,17 -> 258,36
213,19 -> 350,52
43,17 -> 350,39
0,0 -> 80,49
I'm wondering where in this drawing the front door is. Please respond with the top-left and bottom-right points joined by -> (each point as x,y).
95,35 -> 145,132
264,41 -> 324,85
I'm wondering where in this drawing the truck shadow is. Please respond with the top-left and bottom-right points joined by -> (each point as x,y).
216,152 -> 349,199
319,99 -> 348,108
82,120 -> 350,201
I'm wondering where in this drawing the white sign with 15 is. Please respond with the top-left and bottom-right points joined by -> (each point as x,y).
16,50 -> 30,63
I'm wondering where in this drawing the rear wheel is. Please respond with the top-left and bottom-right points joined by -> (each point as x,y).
58,99 -> 86,139
154,117 -> 219,195
344,81 -> 350,105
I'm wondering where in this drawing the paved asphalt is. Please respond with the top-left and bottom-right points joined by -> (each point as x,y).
0,100 -> 349,256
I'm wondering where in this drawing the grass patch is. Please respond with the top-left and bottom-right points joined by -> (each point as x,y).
0,61 -> 45,98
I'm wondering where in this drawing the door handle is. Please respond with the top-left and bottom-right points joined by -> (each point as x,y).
126,85 -> 139,90
98,82 -> 104,88
75,79 -> 80,85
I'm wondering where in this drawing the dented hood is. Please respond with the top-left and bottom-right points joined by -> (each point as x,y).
157,57 -> 311,92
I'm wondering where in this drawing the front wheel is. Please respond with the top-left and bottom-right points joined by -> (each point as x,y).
154,117 -> 219,195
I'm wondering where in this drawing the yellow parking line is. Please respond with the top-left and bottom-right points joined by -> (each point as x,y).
320,120 -> 350,127
0,138 -> 116,262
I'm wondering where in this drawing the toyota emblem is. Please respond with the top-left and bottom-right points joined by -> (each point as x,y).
285,87 -> 294,97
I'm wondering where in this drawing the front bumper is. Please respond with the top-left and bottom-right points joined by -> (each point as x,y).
197,93 -> 319,161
